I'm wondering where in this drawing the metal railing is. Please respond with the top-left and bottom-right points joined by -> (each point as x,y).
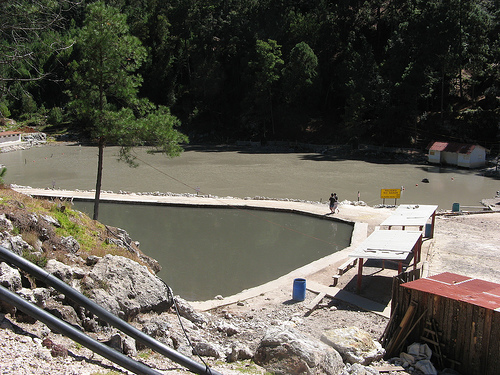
0,246 -> 221,375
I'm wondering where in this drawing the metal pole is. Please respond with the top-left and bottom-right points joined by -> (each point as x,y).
0,246 -> 221,375
0,285 -> 162,375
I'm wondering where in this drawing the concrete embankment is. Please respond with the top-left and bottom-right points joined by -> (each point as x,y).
11,186 -> 394,227
12,186 -> 396,316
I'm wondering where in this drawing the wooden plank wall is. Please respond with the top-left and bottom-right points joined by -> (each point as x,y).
391,277 -> 500,374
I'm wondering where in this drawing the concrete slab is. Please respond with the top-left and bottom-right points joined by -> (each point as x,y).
306,281 -> 391,318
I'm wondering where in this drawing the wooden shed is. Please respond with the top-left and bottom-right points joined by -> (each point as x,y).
427,141 -> 486,168
388,272 -> 500,374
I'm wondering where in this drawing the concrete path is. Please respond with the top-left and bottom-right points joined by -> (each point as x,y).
12,186 -> 394,228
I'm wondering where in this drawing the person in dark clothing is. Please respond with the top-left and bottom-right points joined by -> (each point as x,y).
329,193 -> 337,213
333,193 -> 339,213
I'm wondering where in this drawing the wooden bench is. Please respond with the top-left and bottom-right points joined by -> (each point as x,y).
331,258 -> 360,286
332,274 -> 341,287
337,258 -> 358,275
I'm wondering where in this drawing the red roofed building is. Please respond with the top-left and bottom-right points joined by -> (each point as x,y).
389,272 -> 500,374
0,131 -> 22,145
427,141 -> 486,168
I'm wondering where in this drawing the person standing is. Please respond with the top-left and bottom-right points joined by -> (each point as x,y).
332,193 -> 339,213
329,193 -> 338,214
329,193 -> 335,213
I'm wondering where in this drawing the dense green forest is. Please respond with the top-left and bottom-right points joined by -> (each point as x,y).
1,0 -> 499,150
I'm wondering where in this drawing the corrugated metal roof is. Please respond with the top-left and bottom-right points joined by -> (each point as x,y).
427,141 -> 481,154
402,272 -> 500,311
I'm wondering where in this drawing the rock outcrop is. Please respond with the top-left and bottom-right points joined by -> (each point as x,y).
321,326 -> 385,365
254,325 -> 344,375
82,254 -> 172,321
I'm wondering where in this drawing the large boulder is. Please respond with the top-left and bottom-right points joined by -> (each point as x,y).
84,255 -> 172,320
45,259 -> 86,284
321,327 -> 384,365
0,262 -> 22,291
174,296 -> 209,326
0,234 -> 31,256
254,325 -> 344,375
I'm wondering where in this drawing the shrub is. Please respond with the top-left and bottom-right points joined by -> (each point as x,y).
48,107 -> 64,125
0,102 -> 10,118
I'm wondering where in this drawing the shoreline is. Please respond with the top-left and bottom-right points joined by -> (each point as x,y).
12,185 -> 399,314
12,185 -> 499,312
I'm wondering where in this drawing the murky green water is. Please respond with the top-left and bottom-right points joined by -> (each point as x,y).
72,202 -> 352,300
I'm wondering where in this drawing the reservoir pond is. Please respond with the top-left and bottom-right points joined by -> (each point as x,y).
72,202 -> 352,301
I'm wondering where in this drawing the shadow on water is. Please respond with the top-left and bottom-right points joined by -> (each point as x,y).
184,143 -> 433,166
417,164 -> 500,179
184,144 -> 500,182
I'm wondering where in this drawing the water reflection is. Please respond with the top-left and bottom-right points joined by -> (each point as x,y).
73,202 -> 352,301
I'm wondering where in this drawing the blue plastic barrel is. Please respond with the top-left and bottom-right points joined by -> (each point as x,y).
452,202 -> 460,212
292,278 -> 306,301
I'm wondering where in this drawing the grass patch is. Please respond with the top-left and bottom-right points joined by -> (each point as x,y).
22,248 -> 47,268
138,349 -> 153,360
0,187 -> 149,268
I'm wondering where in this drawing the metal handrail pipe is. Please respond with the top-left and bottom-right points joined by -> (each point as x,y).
0,246 -> 221,375
0,285 -> 163,375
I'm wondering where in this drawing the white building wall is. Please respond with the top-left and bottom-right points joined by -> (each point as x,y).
457,154 -> 471,168
0,132 -> 21,144
428,150 -> 441,164
468,147 -> 486,168
442,152 -> 458,165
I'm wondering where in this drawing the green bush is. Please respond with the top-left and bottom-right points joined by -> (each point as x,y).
48,107 -> 64,125
21,94 -> 37,114
0,103 -> 10,118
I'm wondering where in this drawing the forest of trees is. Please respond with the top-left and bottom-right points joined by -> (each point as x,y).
1,0 -> 499,151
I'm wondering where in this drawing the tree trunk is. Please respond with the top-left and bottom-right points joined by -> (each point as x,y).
93,138 -> 105,220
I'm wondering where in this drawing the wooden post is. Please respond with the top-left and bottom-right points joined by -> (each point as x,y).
357,258 -> 363,293
430,210 -> 436,238
416,234 -> 422,263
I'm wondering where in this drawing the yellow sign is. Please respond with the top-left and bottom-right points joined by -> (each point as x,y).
381,189 -> 401,199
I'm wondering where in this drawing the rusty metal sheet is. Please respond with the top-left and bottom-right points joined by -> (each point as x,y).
403,273 -> 500,311
428,272 -> 470,285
